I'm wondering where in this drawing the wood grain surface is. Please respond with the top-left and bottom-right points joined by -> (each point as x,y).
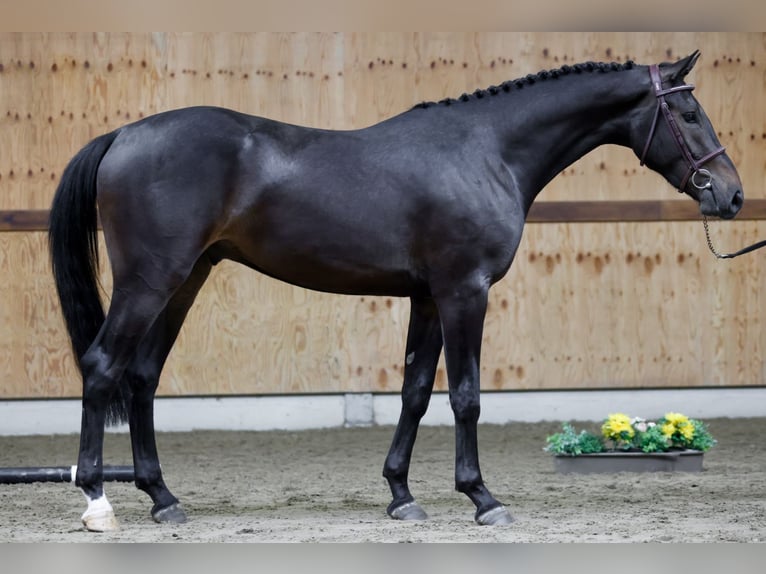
1,33 -> 764,398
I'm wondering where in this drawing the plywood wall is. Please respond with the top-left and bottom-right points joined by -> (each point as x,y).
1,32 -> 765,399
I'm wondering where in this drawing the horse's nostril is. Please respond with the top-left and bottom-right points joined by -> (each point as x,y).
732,189 -> 743,209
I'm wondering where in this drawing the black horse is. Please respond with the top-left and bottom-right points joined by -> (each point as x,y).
49,51 -> 742,531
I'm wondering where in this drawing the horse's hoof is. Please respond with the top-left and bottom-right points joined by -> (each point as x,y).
475,505 -> 515,526
152,502 -> 187,524
81,509 -> 119,532
81,494 -> 119,532
388,500 -> 428,521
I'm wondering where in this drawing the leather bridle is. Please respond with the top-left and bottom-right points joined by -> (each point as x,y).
639,64 -> 726,194
639,64 -> 766,259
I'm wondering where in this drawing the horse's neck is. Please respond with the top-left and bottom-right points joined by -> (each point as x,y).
493,68 -> 647,206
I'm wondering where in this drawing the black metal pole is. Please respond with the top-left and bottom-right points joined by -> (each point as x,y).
0,465 -> 134,484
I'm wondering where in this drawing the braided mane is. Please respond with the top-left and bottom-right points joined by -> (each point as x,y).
411,60 -> 636,110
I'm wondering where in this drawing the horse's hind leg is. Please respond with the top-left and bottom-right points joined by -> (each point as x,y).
124,257 -> 212,524
76,287 -> 175,531
383,297 -> 442,521
76,261 -> 200,532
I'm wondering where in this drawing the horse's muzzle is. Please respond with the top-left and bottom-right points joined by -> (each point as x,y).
701,186 -> 743,220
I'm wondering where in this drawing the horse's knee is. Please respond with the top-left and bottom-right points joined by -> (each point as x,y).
449,387 -> 480,424
402,380 -> 433,420
402,395 -> 429,421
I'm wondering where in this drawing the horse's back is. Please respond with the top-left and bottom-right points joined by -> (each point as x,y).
94,105 -> 519,296
92,107 -> 420,293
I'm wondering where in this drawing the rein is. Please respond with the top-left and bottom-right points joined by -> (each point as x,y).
641,64 -> 766,260
702,216 -> 766,259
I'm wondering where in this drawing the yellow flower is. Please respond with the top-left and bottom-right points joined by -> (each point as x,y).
664,412 -> 690,426
601,413 -> 635,441
661,412 -> 695,443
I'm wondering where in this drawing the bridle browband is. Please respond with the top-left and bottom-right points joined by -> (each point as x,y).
640,64 -> 766,259
639,64 -> 725,194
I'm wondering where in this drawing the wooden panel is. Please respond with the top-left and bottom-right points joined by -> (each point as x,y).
1,221 -> 764,399
0,232 -> 412,397
1,33 -> 765,399
483,221 -> 766,391
0,232 -> 79,398
2,32 -> 765,210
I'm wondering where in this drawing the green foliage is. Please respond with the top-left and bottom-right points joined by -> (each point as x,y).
688,419 -> 717,452
544,423 -> 605,456
636,424 -> 668,453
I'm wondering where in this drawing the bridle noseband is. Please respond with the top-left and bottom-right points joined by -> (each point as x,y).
639,64 -> 726,194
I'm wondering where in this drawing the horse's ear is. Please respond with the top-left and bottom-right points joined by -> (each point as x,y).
665,50 -> 701,82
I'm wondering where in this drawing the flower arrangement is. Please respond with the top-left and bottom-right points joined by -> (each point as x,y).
545,412 -> 716,456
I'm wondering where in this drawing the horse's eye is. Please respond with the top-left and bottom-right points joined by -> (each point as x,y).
682,111 -> 697,123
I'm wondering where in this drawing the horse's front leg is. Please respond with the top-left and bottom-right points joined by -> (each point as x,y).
383,297 -> 443,520
436,285 -> 514,525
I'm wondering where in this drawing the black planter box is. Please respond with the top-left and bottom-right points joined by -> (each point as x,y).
553,449 -> 704,474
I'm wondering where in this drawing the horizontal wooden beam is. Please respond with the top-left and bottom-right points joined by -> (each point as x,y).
526,199 -> 766,222
0,210 -> 50,232
3,200 -> 766,231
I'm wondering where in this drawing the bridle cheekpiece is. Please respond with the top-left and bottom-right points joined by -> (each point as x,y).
639,64 -> 726,194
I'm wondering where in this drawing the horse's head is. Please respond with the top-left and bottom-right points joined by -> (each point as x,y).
635,50 -> 743,220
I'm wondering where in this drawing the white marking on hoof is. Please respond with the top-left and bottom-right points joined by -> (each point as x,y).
81,493 -> 119,532
405,352 -> 415,365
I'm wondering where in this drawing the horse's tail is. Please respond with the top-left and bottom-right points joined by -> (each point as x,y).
49,130 -> 128,426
